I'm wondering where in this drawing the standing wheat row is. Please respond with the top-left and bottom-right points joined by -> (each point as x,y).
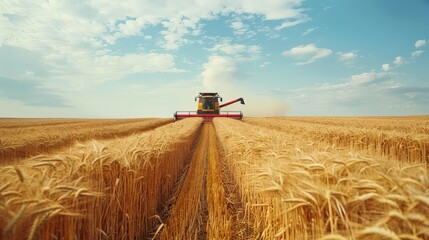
245,118 -> 429,164
266,116 -> 429,134
0,118 -> 202,240
0,118 -> 172,163
214,118 -> 429,239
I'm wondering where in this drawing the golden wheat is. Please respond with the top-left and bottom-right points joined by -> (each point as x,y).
1,116 -> 428,239
245,117 -> 429,164
0,118 -> 172,163
214,117 -> 429,239
0,118 -> 202,239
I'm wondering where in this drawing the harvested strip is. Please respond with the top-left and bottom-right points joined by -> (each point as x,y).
158,124 -> 209,239
149,124 -> 203,238
206,124 -> 231,239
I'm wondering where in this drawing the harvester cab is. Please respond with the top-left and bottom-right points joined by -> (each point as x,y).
174,92 -> 245,122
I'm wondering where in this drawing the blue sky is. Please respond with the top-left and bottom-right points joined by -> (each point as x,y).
0,0 -> 428,117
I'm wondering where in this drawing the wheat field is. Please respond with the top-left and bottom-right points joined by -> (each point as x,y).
1,116 -> 428,239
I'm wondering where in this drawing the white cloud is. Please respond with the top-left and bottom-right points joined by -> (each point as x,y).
302,28 -> 315,36
382,63 -> 390,71
349,71 -> 392,85
282,44 -> 332,65
237,0 -> 306,20
1,1 -> 308,52
1,2 -> 105,51
160,16 -> 202,50
0,1 -> 184,88
231,21 -> 244,30
318,71 -> 393,91
259,61 -> 270,67
247,45 -> 261,54
117,18 -> 145,37
209,39 -> 261,59
275,18 -> 308,30
231,1 -> 308,31
52,53 -> 181,87
336,51 -> 357,62
415,39 -> 427,48
412,50 -> 423,58
393,56 -> 404,66
93,0 -> 307,50
211,43 -> 246,55
201,56 -> 239,89
230,21 -> 245,34
0,0 -> 307,88
229,19 -> 256,37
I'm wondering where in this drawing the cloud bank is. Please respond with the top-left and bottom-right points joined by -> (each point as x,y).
282,44 -> 332,65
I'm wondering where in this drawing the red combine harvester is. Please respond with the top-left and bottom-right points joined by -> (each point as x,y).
174,92 -> 245,122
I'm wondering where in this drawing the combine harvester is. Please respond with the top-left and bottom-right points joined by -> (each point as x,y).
174,92 -> 245,122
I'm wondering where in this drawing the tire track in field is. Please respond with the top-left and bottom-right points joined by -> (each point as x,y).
153,122 -> 253,239
205,123 -> 232,239
155,123 -> 208,239
149,122 -> 203,238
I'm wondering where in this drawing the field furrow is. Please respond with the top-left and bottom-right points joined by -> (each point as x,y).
206,124 -> 232,239
157,123 -> 208,239
155,123 -> 245,240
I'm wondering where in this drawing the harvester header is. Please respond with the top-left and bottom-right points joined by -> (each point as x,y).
174,92 -> 245,122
